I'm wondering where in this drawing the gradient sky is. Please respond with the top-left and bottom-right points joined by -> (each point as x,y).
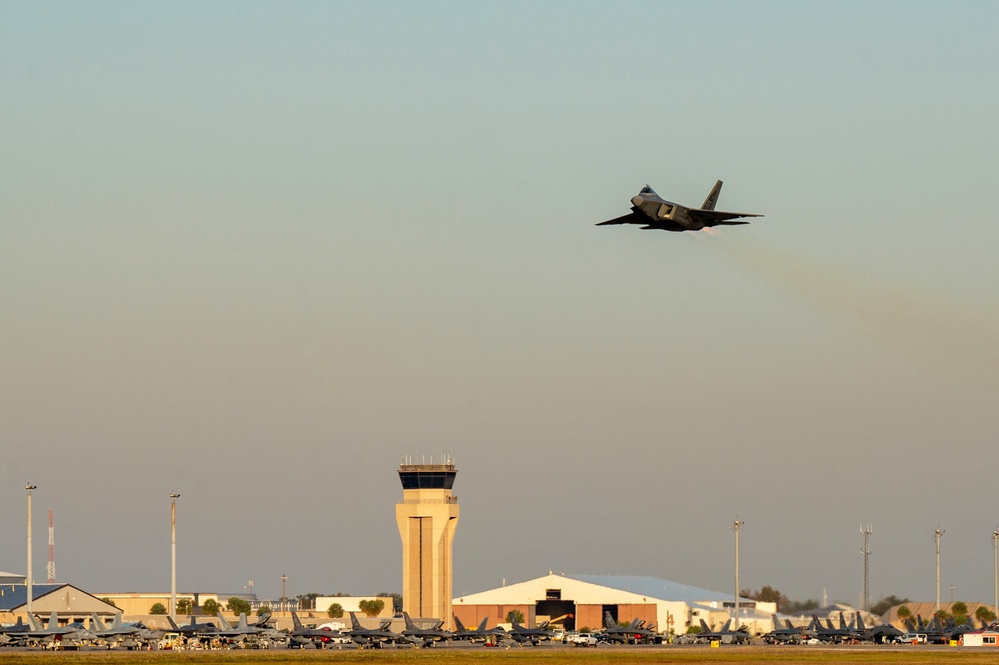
2,1 -> 998,610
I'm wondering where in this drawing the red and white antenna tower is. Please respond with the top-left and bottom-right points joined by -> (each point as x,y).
47,509 -> 56,583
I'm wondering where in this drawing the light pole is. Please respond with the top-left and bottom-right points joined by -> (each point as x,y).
935,528 -> 945,616
170,492 -> 180,619
281,575 -> 287,614
731,518 -> 745,628
26,484 -> 37,617
861,524 -> 872,612
993,529 -> 998,623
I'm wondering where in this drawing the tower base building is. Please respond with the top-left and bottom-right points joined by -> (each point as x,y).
396,459 -> 459,624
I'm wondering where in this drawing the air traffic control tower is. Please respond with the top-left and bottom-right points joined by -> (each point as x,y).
396,457 -> 459,623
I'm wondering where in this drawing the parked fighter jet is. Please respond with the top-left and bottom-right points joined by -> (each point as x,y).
0,617 -> 31,645
347,611 -> 402,648
597,181 -> 761,232
400,612 -> 451,647
763,614 -> 807,644
452,616 -> 504,643
23,611 -> 96,648
214,612 -> 285,645
289,611 -> 345,649
694,618 -> 732,643
602,612 -> 644,644
854,613 -> 903,644
165,615 -> 217,639
90,613 -> 162,649
508,616 -> 554,645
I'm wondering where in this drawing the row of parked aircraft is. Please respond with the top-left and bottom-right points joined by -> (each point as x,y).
0,609 -> 661,650
759,611 -> 996,645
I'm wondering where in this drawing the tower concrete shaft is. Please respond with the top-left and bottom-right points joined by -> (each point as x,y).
396,460 -> 459,625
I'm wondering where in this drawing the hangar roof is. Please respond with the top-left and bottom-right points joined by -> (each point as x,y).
0,583 -> 118,613
454,573 -> 750,606
0,583 -> 65,610
565,575 -> 751,604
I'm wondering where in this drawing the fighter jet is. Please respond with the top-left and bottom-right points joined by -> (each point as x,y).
289,611 -> 345,649
451,616 -> 503,643
601,612 -> 644,644
694,618 -> 731,643
597,181 -> 761,232
23,611 -> 96,648
346,611 -> 402,648
165,615 -> 217,639
400,612 -> 451,647
507,616 -> 554,646
762,614 -> 808,644
213,611 -> 285,646
90,613 -> 163,649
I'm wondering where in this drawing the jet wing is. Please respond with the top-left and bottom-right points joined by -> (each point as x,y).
688,209 -> 762,224
596,212 -> 644,226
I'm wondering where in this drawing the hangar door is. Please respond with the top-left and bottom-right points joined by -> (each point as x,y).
536,588 -> 575,631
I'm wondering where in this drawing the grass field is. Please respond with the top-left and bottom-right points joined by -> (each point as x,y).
1,648 -> 998,665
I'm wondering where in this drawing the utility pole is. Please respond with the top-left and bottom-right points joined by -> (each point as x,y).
861,524 -> 872,612
170,492 -> 180,619
731,518 -> 745,628
281,575 -> 287,614
993,529 -> 998,623
935,528 -> 945,616
25,484 -> 37,617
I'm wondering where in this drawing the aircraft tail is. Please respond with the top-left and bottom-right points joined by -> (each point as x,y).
604,611 -> 616,629
110,612 -> 124,630
403,612 -> 417,630
90,613 -> 108,632
236,613 -> 249,630
47,611 -> 59,630
699,618 -> 711,633
701,180 -> 723,211
772,614 -> 780,630
216,612 -> 233,631
291,612 -> 304,630
166,616 -> 180,631
26,613 -> 43,631
349,612 -> 362,631
453,616 -> 466,633
477,617 -> 488,632
855,612 -> 866,632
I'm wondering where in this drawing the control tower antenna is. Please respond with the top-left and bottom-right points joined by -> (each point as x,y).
47,509 -> 56,583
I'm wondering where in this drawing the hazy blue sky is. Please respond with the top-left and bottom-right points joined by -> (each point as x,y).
2,1 -> 998,609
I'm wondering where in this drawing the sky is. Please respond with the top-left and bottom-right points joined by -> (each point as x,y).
2,0 -> 998,610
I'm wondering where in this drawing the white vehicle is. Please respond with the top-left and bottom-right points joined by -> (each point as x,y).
898,632 -> 927,644
571,632 -> 598,647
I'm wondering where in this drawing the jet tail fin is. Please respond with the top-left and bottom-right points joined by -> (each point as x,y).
701,180 -> 723,211
216,612 -> 233,631
291,612 -> 304,630
403,612 -> 417,630
477,617 -> 488,632
91,613 -> 107,632
166,616 -> 180,631
349,612 -> 362,631
453,616 -> 466,632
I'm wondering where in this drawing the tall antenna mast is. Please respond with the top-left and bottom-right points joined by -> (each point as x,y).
47,509 -> 56,583
860,524 -> 872,612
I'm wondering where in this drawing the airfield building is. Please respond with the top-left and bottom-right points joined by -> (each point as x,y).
396,458 -> 459,625
452,573 -> 775,635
